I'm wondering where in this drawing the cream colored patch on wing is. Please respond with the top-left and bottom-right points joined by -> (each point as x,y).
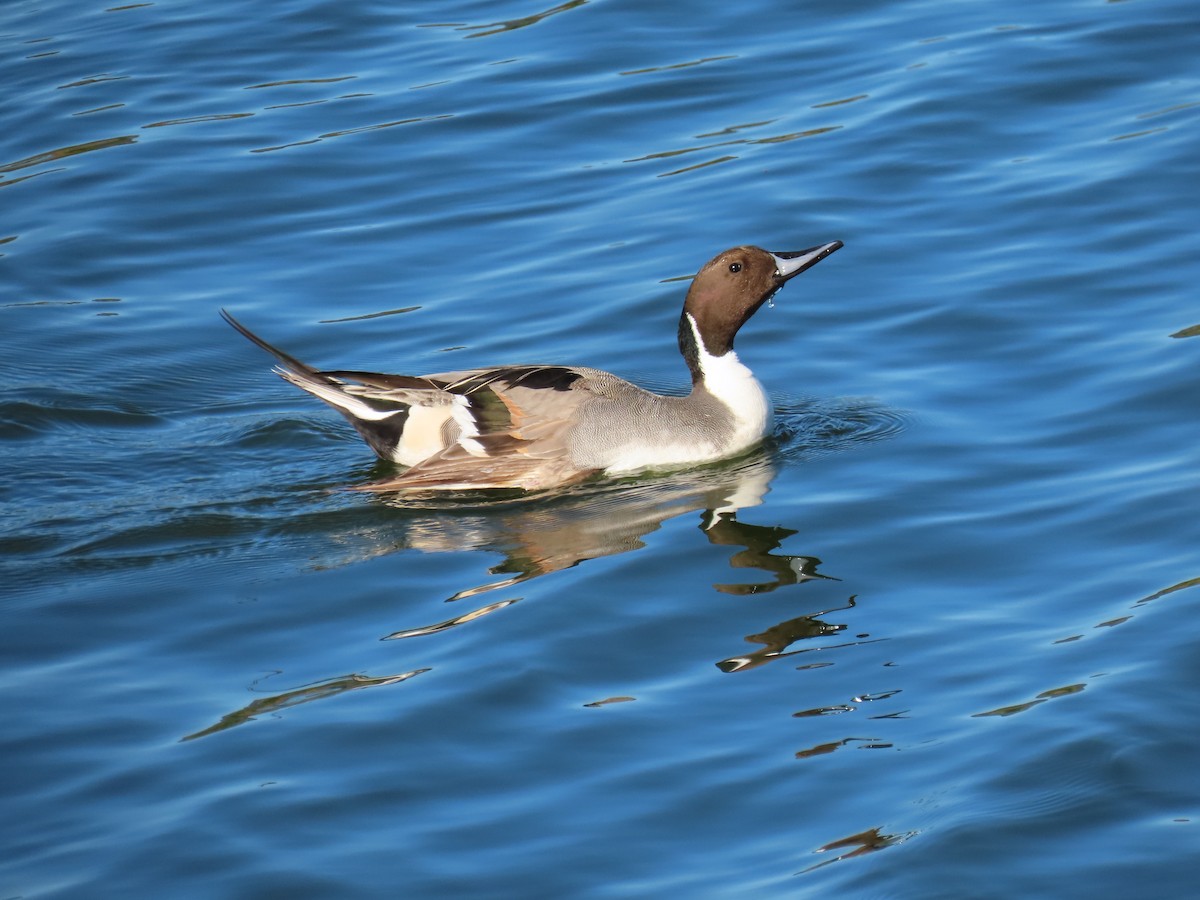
393,405 -> 455,466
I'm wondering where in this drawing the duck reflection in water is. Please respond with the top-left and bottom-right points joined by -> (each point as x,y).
371,449 -> 823,614
375,450 -> 878,678
184,442 -> 879,742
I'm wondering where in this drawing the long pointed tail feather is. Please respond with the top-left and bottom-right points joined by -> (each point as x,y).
221,309 -> 413,460
220,309 -> 323,382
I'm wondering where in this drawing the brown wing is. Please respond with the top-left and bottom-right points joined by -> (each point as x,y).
350,450 -> 596,492
351,366 -> 601,492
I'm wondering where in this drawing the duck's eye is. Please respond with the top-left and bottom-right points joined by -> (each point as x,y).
729,262 -> 743,273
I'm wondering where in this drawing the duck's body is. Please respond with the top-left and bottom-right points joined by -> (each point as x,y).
223,240 -> 841,492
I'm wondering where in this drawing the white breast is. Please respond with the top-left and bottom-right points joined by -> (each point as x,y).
590,318 -> 771,475
688,314 -> 772,451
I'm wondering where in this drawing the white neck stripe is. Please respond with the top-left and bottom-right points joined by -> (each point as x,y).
686,314 -> 772,443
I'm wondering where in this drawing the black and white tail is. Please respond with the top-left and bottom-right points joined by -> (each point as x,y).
221,309 -> 414,460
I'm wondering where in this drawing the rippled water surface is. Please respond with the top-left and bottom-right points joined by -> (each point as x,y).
3,0 -> 1199,896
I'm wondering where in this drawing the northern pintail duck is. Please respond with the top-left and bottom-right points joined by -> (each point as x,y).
223,240 -> 842,492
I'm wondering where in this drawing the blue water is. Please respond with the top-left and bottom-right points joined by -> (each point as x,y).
3,0 -> 1199,896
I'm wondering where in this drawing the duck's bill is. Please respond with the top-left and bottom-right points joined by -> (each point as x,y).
771,241 -> 843,281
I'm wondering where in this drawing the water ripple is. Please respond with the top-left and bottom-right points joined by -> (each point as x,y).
775,398 -> 910,461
